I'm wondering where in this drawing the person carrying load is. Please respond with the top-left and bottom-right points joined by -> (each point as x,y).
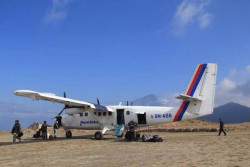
11,120 -> 23,142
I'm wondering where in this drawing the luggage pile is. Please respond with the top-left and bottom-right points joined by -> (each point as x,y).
33,129 -> 42,138
142,134 -> 163,142
125,130 -> 140,141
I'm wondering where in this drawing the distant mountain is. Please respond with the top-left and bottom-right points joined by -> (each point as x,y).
200,102 -> 250,123
132,94 -> 169,106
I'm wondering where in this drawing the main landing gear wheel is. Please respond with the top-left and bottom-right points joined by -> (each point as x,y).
95,131 -> 103,140
66,130 -> 72,138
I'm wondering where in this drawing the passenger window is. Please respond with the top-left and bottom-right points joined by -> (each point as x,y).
98,112 -> 101,116
103,112 -> 107,116
80,113 -> 83,117
126,111 -> 130,115
108,112 -> 112,116
85,112 -> 88,117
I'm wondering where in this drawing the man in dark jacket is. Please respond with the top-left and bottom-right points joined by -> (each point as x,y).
218,118 -> 227,136
11,120 -> 22,142
41,121 -> 48,140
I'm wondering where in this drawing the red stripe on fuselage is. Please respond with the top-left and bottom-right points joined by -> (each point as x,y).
173,101 -> 186,122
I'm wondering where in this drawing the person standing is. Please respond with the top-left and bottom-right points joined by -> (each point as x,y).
218,117 -> 227,136
41,121 -> 48,140
53,121 -> 59,139
11,120 -> 22,142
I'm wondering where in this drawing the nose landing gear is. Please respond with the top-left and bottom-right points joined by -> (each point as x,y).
94,131 -> 103,140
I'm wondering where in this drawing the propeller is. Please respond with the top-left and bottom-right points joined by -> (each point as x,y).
54,92 -> 68,127
57,107 -> 66,116
97,98 -> 100,105
55,92 -> 68,118
127,101 -> 129,106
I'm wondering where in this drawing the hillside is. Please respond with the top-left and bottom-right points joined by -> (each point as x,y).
200,102 -> 250,123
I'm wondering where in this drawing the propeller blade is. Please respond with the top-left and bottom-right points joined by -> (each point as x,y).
97,98 -> 100,105
57,107 -> 65,117
64,92 -> 66,98
127,101 -> 128,106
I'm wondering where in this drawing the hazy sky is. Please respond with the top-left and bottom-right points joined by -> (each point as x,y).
1,0 -> 250,110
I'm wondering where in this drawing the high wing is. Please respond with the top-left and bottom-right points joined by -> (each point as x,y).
14,90 -> 113,112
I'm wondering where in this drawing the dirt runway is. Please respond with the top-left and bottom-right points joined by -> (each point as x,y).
0,130 -> 249,167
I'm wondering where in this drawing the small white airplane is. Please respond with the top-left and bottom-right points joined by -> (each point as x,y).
14,63 -> 217,140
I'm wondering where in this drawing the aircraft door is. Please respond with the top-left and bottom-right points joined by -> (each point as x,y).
116,109 -> 125,125
137,113 -> 147,124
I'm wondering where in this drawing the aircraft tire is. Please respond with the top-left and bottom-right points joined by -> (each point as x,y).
66,130 -> 72,138
95,131 -> 103,140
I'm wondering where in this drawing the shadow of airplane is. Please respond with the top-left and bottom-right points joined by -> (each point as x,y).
0,134 -> 116,147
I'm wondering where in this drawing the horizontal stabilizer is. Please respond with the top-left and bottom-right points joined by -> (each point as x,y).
175,94 -> 201,101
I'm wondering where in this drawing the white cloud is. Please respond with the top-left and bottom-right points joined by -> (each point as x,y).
173,0 -> 212,34
219,78 -> 236,90
199,13 -> 212,28
43,0 -> 73,25
215,65 -> 250,107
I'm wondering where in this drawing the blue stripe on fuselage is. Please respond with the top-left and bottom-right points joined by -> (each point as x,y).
177,101 -> 190,121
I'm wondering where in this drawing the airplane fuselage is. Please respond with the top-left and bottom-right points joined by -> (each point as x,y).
61,105 -> 195,130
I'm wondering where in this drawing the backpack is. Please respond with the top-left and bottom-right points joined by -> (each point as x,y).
17,132 -> 23,138
152,135 -> 163,142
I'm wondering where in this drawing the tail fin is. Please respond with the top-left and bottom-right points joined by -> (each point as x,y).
174,63 -> 217,121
